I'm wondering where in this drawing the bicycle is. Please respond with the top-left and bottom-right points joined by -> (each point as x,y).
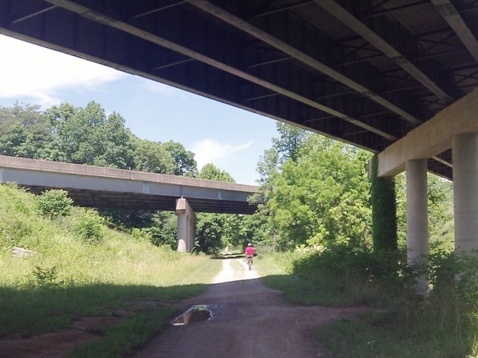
246,255 -> 253,271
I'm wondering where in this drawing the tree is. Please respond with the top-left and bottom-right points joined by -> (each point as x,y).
272,122 -> 309,163
222,213 -> 268,248
199,163 -> 235,182
194,213 -> 225,254
261,134 -> 373,250
427,175 -> 453,248
194,164 -> 240,253
0,103 -> 53,159
46,101 -> 135,168
147,212 -> 178,249
93,112 -> 135,169
131,137 -> 176,174
162,141 -> 198,177
256,147 -> 279,184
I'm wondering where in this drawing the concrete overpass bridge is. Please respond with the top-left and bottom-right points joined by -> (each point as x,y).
2,1 -> 478,264
0,155 -> 258,251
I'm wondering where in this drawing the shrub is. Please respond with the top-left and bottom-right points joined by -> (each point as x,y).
36,189 -> 73,219
74,209 -> 104,244
292,245 -> 413,295
29,264 -> 63,287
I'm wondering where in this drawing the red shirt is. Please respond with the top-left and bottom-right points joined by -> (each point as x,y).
245,246 -> 255,256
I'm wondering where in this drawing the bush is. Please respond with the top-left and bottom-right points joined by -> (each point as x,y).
28,264 -> 63,287
36,190 -> 73,219
292,245 -> 414,296
74,209 -> 104,244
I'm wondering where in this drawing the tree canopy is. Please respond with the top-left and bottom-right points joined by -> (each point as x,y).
0,103 -> 454,254
0,102 -> 198,176
255,122 -> 453,252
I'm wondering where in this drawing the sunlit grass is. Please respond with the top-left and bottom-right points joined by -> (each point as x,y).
0,183 -> 222,356
256,250 -> 478,357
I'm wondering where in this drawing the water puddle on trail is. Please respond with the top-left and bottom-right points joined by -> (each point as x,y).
172,305 -> 212,326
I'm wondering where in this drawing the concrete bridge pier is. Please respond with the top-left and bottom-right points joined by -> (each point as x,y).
176,197 -> 196,252
452,133 -> 478,252
406,159 -> 429,295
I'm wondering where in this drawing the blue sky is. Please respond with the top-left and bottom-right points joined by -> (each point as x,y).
0,34 -> 279,185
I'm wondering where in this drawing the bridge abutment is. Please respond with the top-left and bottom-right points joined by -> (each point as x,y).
176,197 -> 196,252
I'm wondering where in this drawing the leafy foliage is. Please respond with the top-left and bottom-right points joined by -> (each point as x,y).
427,176 -> 453,247
199,163 -> 235,182
272,122 -> 310,164
161,140 -> 198,177
370,154 -> 398,252
29,265 -> 62,287
1,102 -> 198,177
146,211 -> 178,249
36,189 -> 73,220
261,134 -> 373,250
44,102 -> 135,168
194,213 -> 225,254
193,163 -> 237,253
221,213 -> 268,248
74,209 -> 104,245
0,103 -> 53,158
0,101 -> 203,241
131,137 -> 176,174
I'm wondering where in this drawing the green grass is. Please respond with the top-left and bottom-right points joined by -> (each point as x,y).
316,305 -> 477,358
66,307 -> 178,358
255,251 -> 478,358
255,252 -> 384,306
0,183 -> 222,356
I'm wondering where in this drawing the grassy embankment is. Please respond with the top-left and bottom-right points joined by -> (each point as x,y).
0,183 -> 221,357
254,250 -> 478,358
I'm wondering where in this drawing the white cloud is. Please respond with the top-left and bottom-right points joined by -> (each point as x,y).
0,35 -> 126,106
192,139 -> 254,169
145,81 -> 186,96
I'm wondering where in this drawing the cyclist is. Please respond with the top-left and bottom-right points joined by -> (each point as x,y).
245,243 -> 256,269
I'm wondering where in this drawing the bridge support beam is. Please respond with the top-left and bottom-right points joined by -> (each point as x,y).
452,133 -> 478,252
378,90 -> 478,256
406,159 -> 429,295
176,197 -> 196,252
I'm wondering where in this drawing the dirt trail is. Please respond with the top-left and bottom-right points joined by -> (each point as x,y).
134,258 -> 363,358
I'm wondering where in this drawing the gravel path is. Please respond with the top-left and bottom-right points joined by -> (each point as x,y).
134,258 -> 363,358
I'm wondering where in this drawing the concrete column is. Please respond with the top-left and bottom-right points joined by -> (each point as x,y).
452,133 -> 478,252
176,197 -> 196,252
406,160 -> 429,263
406,159 -> 428,295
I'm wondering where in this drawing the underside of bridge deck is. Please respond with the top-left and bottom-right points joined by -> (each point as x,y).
25,185 -> 257,214
1,0 -> 477,180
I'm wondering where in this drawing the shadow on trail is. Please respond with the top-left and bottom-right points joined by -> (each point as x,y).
0,282 -> 210,339
211,253 -> 243,259
211,253 -> 258,260
0,264 -> 280,339
0,263 -> 301,357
